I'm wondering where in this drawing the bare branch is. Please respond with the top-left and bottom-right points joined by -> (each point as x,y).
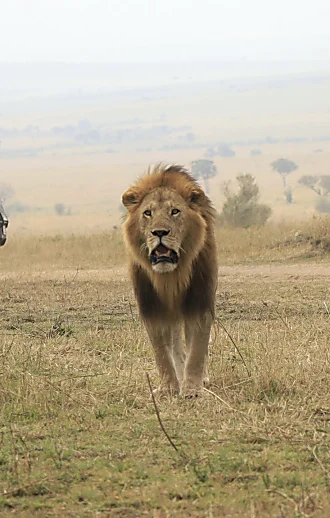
216,320 -> 251,377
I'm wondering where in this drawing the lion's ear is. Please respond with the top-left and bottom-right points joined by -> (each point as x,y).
189,188 -> 205,205
122,188 -> 140,210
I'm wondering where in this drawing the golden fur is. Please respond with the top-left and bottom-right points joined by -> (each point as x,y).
122,164 -> 218,396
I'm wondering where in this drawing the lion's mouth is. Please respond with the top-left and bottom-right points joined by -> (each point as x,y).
150,244 -> 179,265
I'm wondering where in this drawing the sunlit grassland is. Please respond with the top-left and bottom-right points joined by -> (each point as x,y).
2,216 -> 330,272
0,219 -> 330,516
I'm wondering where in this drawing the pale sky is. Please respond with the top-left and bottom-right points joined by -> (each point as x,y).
1,0 -> 330,63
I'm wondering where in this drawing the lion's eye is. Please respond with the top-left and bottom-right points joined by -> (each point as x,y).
171,208 -> 180,215
143,210 -> 152,217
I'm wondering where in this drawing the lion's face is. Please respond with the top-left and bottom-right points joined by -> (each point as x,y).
122,166 -> 210,278
139,188 -> 187,273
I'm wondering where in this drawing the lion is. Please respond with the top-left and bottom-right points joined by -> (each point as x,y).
122,164 -> 218,397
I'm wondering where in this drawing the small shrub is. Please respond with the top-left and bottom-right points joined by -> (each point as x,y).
217,143 -> 236,157
315,197 -> 330,214
220,174 -> 272,227
7,201 -> 30,214
285,187 -> 293,204
54,203 -> 65,216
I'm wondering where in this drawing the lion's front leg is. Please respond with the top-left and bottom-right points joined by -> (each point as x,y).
171,322 -> 185,383
182,313 -> 212,397
185,322 -> 210,388
144,322 -> 180,395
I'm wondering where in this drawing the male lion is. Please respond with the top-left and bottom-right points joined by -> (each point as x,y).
122,164 -> 218,397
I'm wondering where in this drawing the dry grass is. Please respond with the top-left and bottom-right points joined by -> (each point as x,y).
0,220 -> 330,516
3,134 -> 330,234
2,215 -> 330,273
0,230 -> 125,272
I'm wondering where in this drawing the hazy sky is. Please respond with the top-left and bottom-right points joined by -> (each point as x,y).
1,0 -> 330,63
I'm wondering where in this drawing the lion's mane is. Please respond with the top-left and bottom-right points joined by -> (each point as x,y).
122,164 -> 218,323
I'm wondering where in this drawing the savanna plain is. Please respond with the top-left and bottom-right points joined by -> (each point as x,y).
1,221 -> 330,517
1,62 -> 330,516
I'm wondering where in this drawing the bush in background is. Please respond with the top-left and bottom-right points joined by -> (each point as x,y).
315,197 -> 330,214
220,174 -> 272,227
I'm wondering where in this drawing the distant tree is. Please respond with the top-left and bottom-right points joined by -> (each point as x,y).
315,197 -> 330,214
185,132 -> 196,143
7,201 -> 29,214
298,175 -> 330,196
250,149 -> 262,157
0,182 -> 15,203
190,159 -> 218,194
87,130 -> 100,143
221,174 -> 272,227
217,143 -> 236,157
78,119 -> 92,132
298,175 -> 330,213
319,176 -> 330,195
265,136 -> 280,144
54,203 -> 65,216
271,158 -> 298,187
298,175 -> 321,195
204,148 -> 216,158
22,125 -> 40,136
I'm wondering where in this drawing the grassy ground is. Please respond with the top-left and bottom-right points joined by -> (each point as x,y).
2,216 -> 330,272
1,222 -> 330,516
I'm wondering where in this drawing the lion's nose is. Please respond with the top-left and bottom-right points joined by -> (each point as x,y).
151,229 -> 170,238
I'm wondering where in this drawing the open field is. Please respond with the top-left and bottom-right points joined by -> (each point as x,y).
2,62 -> 330,237
1,60 -> 330,516
1,223 -> 330,517
4,139 -> 330,235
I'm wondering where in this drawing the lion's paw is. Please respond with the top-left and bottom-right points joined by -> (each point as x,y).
180,381 -> 203,399
183,393 -> 200,399
152,383 -> 180,398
